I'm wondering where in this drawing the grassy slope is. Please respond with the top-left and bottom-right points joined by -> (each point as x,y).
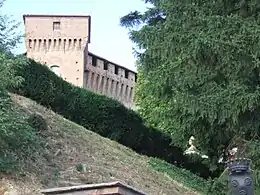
0,94 -> 201,195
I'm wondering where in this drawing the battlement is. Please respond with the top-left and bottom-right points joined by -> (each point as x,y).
84,52 -> 136,108
87,52 -> 137,81
23,14 -> 136,108
23,14 -> 91,43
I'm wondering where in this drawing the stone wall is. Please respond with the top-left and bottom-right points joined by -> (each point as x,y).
84,52 -> 137,108
23,14 -> 137,108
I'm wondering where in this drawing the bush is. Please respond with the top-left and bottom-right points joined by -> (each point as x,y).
27,113 -> 48,133
11,59 -> 212,177
149,157 -> 213,194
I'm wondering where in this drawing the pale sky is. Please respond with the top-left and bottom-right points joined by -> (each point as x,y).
2,0 -> 150,71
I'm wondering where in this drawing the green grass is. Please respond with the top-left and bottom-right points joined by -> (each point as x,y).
149,158 -> 212,194
0,93 -> 205,195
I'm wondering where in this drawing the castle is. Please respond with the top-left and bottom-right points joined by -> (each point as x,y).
23,14 -> 137,108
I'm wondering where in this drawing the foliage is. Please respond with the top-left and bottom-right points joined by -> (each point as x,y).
0,0 -> 23,53
0,0 -> 24,92
149,157 -> 212,194
27,113 -> 48,133
75,163 -> 85,172
247,140 -> 260,168
209,167 -> 260,194
0,93 -> 45,173
0,53 -> 45,172
0,0 -> 44,173
120,0 -> 260,170
11,59 -> 213,177
150,157 -> 260,194
0,52 -> 25,90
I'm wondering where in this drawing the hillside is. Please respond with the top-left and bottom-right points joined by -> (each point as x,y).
0,94 -> 200,195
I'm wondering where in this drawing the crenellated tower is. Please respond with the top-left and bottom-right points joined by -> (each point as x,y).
23,14 -> 137,109
23,14 -> 91,87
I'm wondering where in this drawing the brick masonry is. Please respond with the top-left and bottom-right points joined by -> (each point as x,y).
41,181 -> 147,195
23,14 -> 137,109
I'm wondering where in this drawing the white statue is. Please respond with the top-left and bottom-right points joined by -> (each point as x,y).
184,136 -> 197,154
184,136 -> 208,159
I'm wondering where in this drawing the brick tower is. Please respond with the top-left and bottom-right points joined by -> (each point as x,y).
23,14 -> 91,87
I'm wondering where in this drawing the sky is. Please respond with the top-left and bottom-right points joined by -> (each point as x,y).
2,0 -> 150,71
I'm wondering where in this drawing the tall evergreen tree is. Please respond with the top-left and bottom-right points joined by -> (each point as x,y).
121,0 -> 260,163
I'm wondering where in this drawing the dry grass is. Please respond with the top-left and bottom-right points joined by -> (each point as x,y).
0,94 -> 200,195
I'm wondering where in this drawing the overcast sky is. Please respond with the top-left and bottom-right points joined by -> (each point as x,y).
2,0 -> 150,71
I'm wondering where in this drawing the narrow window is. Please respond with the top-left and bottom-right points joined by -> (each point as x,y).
63,39 -> 66,51
104,61 -> 108,70
88,56 -> 93,65
43,39 -> 47,51
91,72 -> 95,89
33,39 -> 37,50
125,85 -> 129,100
38,39 -> 42,51
79,39 -> 82,50
53,39 -> 57,50
115,66 -> 119,75
68,39 -> 72,50
29,39 -> 32,48
48,39 -> 51,50
53,21 -> 60,31
58,39 -> 62,50
120,84 -> 124,97
92,56 -> 97,66
73,39 -> 77,49
125,70 -> 129,79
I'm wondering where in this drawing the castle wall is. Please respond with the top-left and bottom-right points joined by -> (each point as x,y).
84,53 -> 136,108
23,14 -> 137,108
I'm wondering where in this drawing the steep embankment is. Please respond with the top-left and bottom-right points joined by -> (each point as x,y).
11,58 -> 211,180
0,94 -> 200,195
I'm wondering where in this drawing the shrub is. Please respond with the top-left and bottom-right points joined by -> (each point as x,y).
148,157 -> 213,194
0,91 -> 44,173
11,59 -> 212,177
27,113 -> 48,133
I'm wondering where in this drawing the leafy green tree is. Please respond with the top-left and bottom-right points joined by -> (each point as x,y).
0,0 -> 22,53
0,0 -> 24,91
0,0 -> 42,173
121,0 -> 260,163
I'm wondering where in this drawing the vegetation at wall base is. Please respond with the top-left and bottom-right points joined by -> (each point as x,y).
0,53 -> 46,173
10,58 -> 214,178
149,157 -> 212,194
